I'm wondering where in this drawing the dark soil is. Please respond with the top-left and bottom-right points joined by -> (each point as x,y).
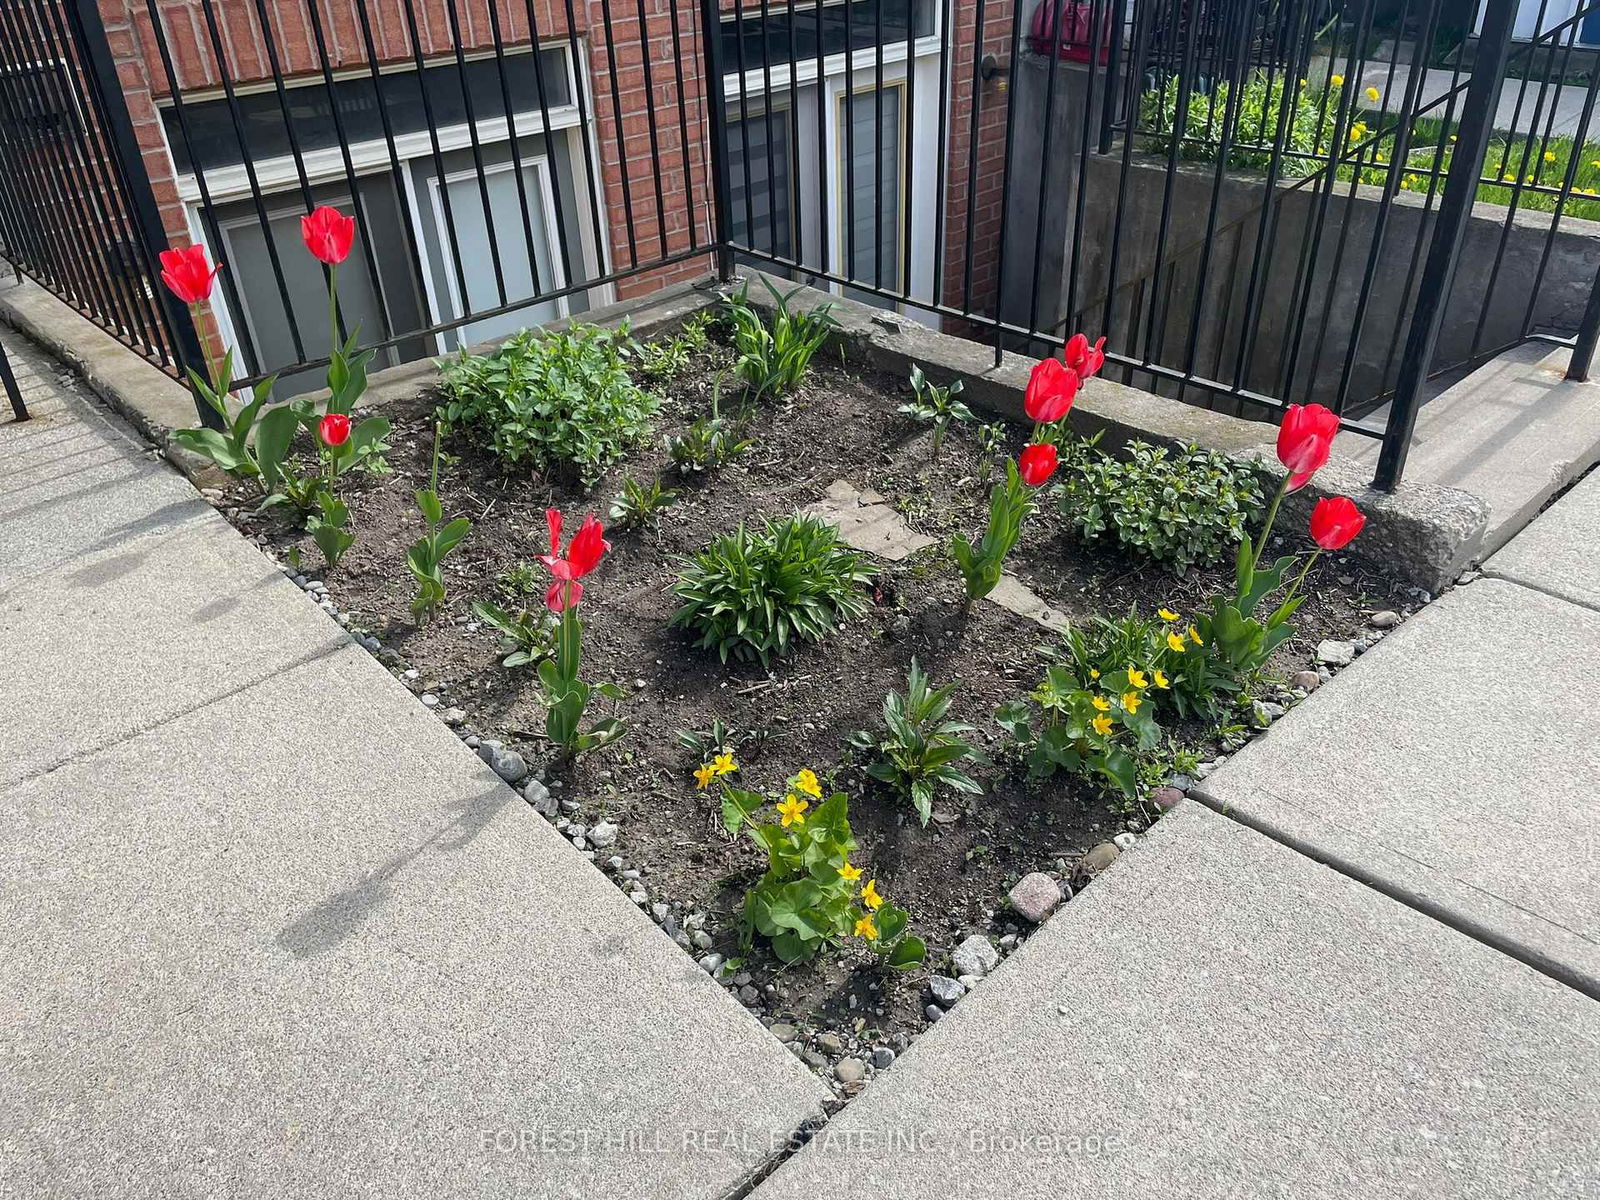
221,333 -> 1414,1085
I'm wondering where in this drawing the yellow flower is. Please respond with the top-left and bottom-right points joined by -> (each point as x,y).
1089,667 -> 1100,680
1544,150 -> 1557,163
712,752 -> 737,777
1122,691 -> 1142,714
1399,178 -> 1410,190
1502,173 -> 1517,184
1188,626 -> 1204,646
693,763 -> 717,790
1331,73 -> 1344,87
1154,669 -> 1170,689
1591,159 -> 1600,168
1166,631 -> 1187,653
776,794 -> 809,827
1365,86 -> 1380,102
854,914 -> 879,940
1092,695 -> 1111,712
794,768 -> 822,798
861,879 -> 884,910
1450,134 -> 1458,142
1158,607 -> 1180,621
1127,668 -> 1149,689
839,861 -> 862,883
1092,713 -> 1114,737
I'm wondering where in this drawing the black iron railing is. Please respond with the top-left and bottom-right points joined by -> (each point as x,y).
1,0 -> 1598,488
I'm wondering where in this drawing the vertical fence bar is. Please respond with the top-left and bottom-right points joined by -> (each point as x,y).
1374,0 -> 1519,490
0,341 -> 28,422
699,0 -> 737,278
1568,264 -> 1600,381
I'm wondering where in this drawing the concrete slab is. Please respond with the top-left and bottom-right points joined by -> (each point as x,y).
0,514 -> 347,786
0,643 -> 828,1199
1197,579 -> 1600,992
751,802 -> 1600,1200
1343,342 -> 1600,556
1485,466 -> 1600,610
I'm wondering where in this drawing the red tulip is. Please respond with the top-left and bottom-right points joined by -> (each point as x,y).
1024,357 -> 1079,424
301,205 -> 356,265
1018,441 -> 1059,487
1309,496 -> 1366,550
318,412 -> 351,447
158,244 -> 221,305
1276,403 -> 1340,491
1063,332 -> 1107,380
540,509 -> 610,612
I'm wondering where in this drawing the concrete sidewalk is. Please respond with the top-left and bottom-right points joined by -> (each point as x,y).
0,333 -> 828,1196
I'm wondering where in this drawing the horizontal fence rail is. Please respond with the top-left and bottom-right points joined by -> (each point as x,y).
4,0 -> 1600,487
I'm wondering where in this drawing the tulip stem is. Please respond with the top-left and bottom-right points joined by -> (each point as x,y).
1251,475 -> 1290,576
327,264 -> 341,362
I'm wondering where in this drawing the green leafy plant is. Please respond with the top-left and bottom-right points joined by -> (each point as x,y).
671,515 -> 874,664
899,364 -> 976,460
405,423 -> 471,622
1054,436 -> 1266,575
537,511 -> 627,756
849,659 -> 984,826
306,490 -> 354,568
708,762 -> 925,967
664,379 -> 751,476
635,311 -> 712,382
724,278 -> 838,401
471,599 -> 557,667
497,562 -> 541,599
976,422 -> 1006,485
169,349 -> 278,487
1053,608 -> 1233,720
609,473 -> 678,530
950,458 -> 1036,605
436,322 -> 659,485
677,719 -> 785,769
995,663 -> 1162,799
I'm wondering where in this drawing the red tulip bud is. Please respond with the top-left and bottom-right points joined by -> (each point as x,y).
1024,358 -> 1079,424
1018,441 -> 1059,487
1309,496 -> 1366,550
318,413 -> 351,447
1063,332 -> 1107,380
1276,403 -> 1340,492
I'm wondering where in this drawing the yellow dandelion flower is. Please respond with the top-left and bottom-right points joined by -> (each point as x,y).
1166,631 -> 1187,653
1331,73 -> 1344,87
1153,669 -> 1170,689
855,914 -> 879,940
1544,150 -> 1557,163
1365,85 -> 1380,102
776,794 -> 809,827
712,751 -> 737,777
794,768 -> 822,798
861,879 -> 884,910
694,763 -> 717,790
1092,695 -> 1111,712
1127,668 -> 1149,690
839,861 -> 862,883
1092,713 -> 1114,737
1158,607 -> 1180,622
1122,691 -> 1142,714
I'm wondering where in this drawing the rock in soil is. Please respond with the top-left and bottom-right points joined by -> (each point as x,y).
588,820 -> 618,849
1151,785 -> 1186,811
815,1032 -> 844,1055
1007,872 -> 1063,923
1369,610 -> 1401,628
950,935 -> 1001,978
1113,832 -> 1138,851
1316,639 -> 1356,667
870,1046 -> 896,1069
1292,670 -> 1321,693
523,779 -> 557,816
834,1057 -> 866,1084
928,975 -> 966,1007
1081,842 -> 1122,875
478,742 -> 529,785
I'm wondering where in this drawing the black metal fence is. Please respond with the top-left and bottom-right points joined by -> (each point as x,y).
2,0 -> 1598,489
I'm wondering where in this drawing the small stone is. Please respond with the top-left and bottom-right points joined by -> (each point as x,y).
1151,785 -> 1185,811
815,1032 -> 844,1055
440,706 -> 466,726
924,1004 -> 943,1023
1194,761 -> 1218,779
1081,842 -> 1122,875
403,669 -> 419,681
1370,610 -> 1401,629
1113,832 -> 1138,851
737,985 -> 760,1005
834,1058 -> 866,1084
569,836 -> 586,851
360,636 -> 381,653
769,1022 -> 798,1042
929,975 -> 966,1007
588,821 -> 618,849
950,934 -> 1000,978
651,902 -> 670,922
420,693 -> 440,708
870,1047 -> 896,1070
1316,639 -> 1356,667
1007,873 -> 1063,923
478,743 -> 528,785
698,953 -> 724,974
605,855 -> 624,870
1261,701 -> 1286,720
1292,670 -> 1321,693
620,869 -> 641,881
733,972 -> 753,988
692,930 -> 713,950
998,934 -> 1018,950
802,1050 -> 828,1069
522,779 -> 556,816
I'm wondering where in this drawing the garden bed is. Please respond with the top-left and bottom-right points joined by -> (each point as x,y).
217,322 -> 1413,1092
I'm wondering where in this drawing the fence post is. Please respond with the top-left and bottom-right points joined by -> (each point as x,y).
65,0 -> 219,429
1567,262 -> 1600,381
698,0 -> 736,281
1373,0 -> 1517,491
1,341 -> 28,422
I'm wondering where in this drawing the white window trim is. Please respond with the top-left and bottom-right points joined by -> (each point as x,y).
720,31 -> 943,100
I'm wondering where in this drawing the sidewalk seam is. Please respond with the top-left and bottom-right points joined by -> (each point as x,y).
1476,567 -> 1600,616
1188,788 -> 1600,1003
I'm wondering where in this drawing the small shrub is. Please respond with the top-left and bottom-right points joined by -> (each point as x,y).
664,379 -> 751,477
995,662 -> 1166,799
849,659 -> 984,826
436,322 -> 659,486
671,515 -> 873,664
899,364 -> 976,459
707,761 -> 925,967
1054,437 -> 1266,574
635,311 -> 712,382
1053,608 -> 1234,721
724,277 -> 837,400
608,474 -> 678,531
471,599 -> 557,667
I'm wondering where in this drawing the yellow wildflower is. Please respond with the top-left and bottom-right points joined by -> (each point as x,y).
1166,631 -> 1187,653
794,768 -> 822,798
861,879 -> 884,910
1158,607 -> 1180,621
1450,134 -> 1458,142
1188,625 -> 1204,646
1591,159 -> 1600,168
776,794 -> 809,827
1544,150 -> 1557,163
1122,691 -> 1142,714
1365,85 -> 1380,102
693,763 -> 717,790
1399,178 -> 1410,190
1089,668 -> 1100,680
1331,73 -> 1344,87
712,751 -> 737,777
854,914 -> 879,940
1092,713 -> 1114,737
1127,668 -> 1149,690
839,861 -> 862,883
1153,669 -> 1170,689
1092,695 -> 1111,712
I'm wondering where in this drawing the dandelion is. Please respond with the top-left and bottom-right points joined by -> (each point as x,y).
1544,150 -> 1557,163
1158,607 -> 1180,621
839,861 -> 862,883
1166,631 -> 1187,653
1122,691 -> 1143,714
794,768 -> 822,798
1450,134 -> 1458,142
861,879 -> 884,910
712,751 -> 738,777
854,914 -> 879,940
776,794 -> 809,827
1331,73 -> 1344,87
1153,669 -> 1170,689
1092,713 -> 1114,737
693,763 -> 717,790
1127,668 -> 1149,689
1365,86 -> 1380,102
